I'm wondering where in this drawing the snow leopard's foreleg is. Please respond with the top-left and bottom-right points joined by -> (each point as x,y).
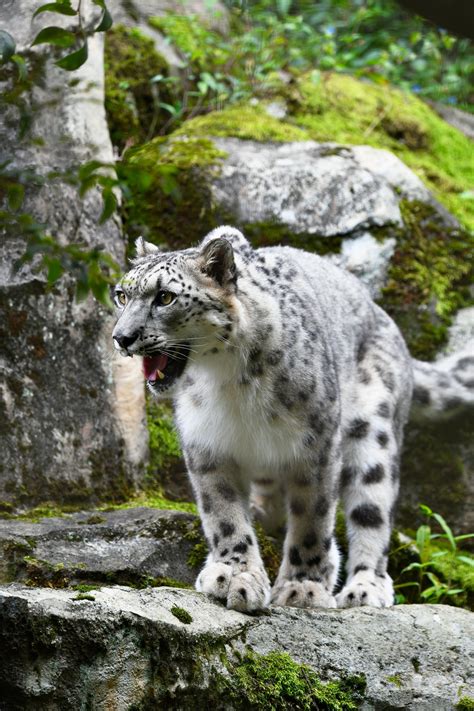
185,447 -> 271,612
271,428 -> 342,609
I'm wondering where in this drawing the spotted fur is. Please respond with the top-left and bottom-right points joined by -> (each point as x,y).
112,227 -> 472,613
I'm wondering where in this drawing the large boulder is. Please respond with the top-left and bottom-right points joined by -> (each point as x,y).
0,1 -> 148,507
0,583 -> 472,709
0,508 -> 199,588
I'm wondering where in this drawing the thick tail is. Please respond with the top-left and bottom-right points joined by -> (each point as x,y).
411,348 -> 474,420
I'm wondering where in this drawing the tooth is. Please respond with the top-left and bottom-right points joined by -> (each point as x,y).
157,370 -> 165,380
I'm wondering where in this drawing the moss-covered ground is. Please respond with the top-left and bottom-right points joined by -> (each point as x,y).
222,650 -> 366,710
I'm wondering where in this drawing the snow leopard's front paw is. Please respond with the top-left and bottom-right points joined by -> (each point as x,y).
336,570 -> 394,608
271,580 -> 337,609
196,562 -> 271,613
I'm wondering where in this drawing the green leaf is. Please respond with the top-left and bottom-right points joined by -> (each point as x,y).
0,30 -> 16,64
94,8 -> 113,32
32,26 -> 76,48
75,272 -> 90,302
99,188 -> 117,223
11,54 -> 28,80
46,258 -> 64,283
56,42 -> 88,70
456,555 -> 474,567
431,512 -> 456,551
33,2 -> 77,17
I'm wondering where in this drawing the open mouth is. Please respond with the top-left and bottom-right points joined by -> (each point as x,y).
143,345 -> 190,392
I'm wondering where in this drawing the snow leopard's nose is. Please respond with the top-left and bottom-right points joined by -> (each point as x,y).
113,331 -> 139,350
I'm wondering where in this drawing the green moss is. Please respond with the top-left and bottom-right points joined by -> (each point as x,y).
244,221 -> 343,255
74,593 -> 96,601
289,72 -> 474,231
73,584 -> 100,593
386,674 -> 403,688
104,25 -> 172,149
147,397 -> 182,480
379,200 -> 473,359
175,102 -> 309,142
254,523 -> 281,583
225,650 -> 366,710
122,135 -> 226,248
170,605 -> 193,624
101,491 -> 197,515
186,521 -> 209,570
457,697 -> 474,710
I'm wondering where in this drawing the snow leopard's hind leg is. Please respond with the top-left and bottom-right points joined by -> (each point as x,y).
271,430 -> 342,609
337,332 -> 412,608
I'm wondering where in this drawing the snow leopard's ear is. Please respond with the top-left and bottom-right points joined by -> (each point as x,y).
200,238 -> 236,287
135,236 -> 161,258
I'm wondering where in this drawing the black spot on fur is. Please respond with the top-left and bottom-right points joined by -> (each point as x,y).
216,481 -> 237,502
302,532 -> 318,549
245,534 -> 253,546
220,548 -> 229,557
377,431 -> 389,448
307,555 -> 321,567
358,368 -> 371,385
202,494 -> 212,513
413,385 -> 430,405
363,463 -> 385,484
239,588 -> 247,600
290,499 -> 306,516
348,418 -> 370,438
314,497 -> 329,517
219,521 -> 235,537
351,503 -> 384,528
323,536 -> 332,551
353,564 -> 369,574
213,533 -> 219,548
340,466 -> 356,488
377,402 -> 390,418
289,546 -> 302,566
456,356 -> 474,370
233,542 -> 248,554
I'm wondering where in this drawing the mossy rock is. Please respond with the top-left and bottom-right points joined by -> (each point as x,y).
287,72 -> 474,231
378,200 -> 473,359
121,135 -> 227,249
104,25 -> 173,150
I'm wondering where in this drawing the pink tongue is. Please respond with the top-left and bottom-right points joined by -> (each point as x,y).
143,354 -> 168,381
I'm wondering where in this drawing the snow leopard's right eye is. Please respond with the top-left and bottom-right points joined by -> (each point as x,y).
114,290 -> 127,308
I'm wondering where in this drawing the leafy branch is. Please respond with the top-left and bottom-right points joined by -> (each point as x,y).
0,0 -> 119,305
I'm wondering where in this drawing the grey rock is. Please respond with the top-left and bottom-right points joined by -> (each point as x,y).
212,139 -> 403,236
444,306 -> 474,355
427,100 -> 474,141
0,508 -> 200,586
0,584 -> 472,709
0,1 -> 148,506
328,231 -> 396,298
210,138 -> 458,239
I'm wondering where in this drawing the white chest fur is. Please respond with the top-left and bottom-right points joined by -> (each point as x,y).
175,372 -> 305,472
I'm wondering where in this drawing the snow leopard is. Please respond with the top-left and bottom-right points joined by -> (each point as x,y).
112,226 -> 474,613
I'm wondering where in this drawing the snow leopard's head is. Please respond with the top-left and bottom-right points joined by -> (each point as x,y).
112,227 -> 245,395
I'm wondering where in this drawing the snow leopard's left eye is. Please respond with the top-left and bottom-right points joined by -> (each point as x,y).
156,291 -> 176,306
114,290 -> 127,308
